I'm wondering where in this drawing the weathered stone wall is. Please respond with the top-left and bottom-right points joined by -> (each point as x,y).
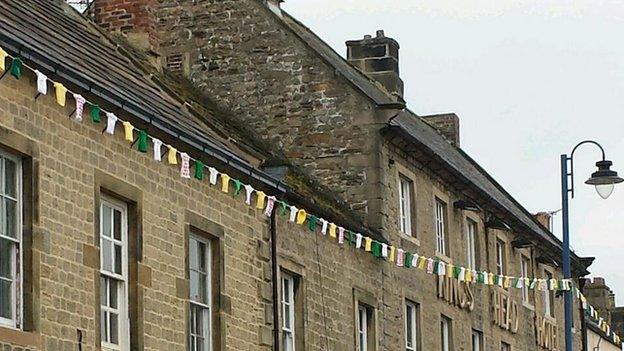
149,0 -> 386,223
0,72 -> 275,350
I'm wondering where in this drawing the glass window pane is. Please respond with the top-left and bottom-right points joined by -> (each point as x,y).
0,238 -> 12,279
113,209 -> 122,241
101,310 -> 108,342
4,198 -> 17,239
114,244 -> 122,275
4,158 -> 16,198
198,242 -> 206,271
0,278 -> 11,319
190,238 -> 199,270
110,312 -> 119,344
102,205 -> 112,238
190,270 -> 200,302
109,279 -> 118,309
102,239 -> 112,272
100,276 -> 107,305
194,305 -> 204,336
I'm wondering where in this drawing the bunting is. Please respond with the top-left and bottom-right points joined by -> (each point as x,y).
2,45 -> 620,347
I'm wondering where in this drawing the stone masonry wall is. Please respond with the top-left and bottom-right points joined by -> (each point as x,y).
151,0 -> 384,221
0,71 -> 274,350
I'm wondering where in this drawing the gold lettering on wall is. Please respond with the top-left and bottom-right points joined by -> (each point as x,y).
437,275 -> 475,311
535,315 -> 559,351
491,289 -> 519,333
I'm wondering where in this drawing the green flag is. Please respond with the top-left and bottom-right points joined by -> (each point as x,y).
308,215 -> 318,231
90,104 -> 101,123
10,57 -> 22,79
137,130 -> 148,153
194,160 -> 205,180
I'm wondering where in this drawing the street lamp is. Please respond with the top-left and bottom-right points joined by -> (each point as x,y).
561,140 -> 624,351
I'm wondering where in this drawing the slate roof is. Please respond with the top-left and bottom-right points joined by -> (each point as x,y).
386,111 -> 588,272
0,0 -> 283,189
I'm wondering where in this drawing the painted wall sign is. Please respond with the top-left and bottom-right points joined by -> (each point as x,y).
535,315 -> 559,351
437,275 -> 475,311
491,289 -> 519,333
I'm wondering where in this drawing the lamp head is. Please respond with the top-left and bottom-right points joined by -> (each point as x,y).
584,160 -> 624,199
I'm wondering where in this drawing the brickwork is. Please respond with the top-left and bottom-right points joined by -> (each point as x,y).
94,0 -> 158,50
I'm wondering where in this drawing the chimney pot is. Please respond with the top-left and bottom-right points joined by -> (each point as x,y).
346,30 -> 403,97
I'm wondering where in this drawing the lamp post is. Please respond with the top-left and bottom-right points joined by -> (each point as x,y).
561,140 -> 624,351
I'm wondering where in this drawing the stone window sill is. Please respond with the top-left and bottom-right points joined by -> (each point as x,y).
0,326 -> 40,348
435,252 -> 451,263
399,233 -> 420,247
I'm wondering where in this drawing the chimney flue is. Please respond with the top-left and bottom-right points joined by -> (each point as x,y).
346,30 -> 404,98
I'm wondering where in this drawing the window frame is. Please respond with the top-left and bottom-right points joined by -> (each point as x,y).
398,175 -> 415,237
99,196 -> 129,350
544,270 -> 555,318
520,255 -> 532,304
471,329 -> 483,351
404,300 -> 419,351
466,219 -> 478,270
281,272 -> 296,351
495,239 -> 506,276
358,304 -> 369,351
501,341 -> 512,351
440,315 -> 452,351
434,198 -> 447,256
0,151 -> 22,329
189,234 -> 212,351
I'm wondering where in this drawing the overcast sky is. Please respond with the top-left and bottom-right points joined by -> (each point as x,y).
284,0 -> 624,304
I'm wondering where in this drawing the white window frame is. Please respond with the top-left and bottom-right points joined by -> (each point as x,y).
520,256 -> 531,303
405,300 -> 418,351
466,219 -> 477,270
358,304 -> 368,351
471,329 -> 482,351
0,151 -> 22,329
99,196 -> 129,350
281,272 -> 295,351
496,239 -> 506,276
399,176 -> 413,236
544,271 -> 554,318
440,316 -> 451,351
435,199 -> 447,255
189,235 -> 212,351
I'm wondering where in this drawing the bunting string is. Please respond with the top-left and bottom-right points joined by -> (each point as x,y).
1,47 -> 621,348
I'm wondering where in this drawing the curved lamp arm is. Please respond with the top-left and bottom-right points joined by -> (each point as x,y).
567,140 -> 606,198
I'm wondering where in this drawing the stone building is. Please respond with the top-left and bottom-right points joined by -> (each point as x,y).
583,277 -> 624,350
0,1 -> 601,351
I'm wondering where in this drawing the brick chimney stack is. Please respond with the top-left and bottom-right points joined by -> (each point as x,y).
92,0 -> 159,53
346,30 -> 404,98
534,211 -> 552,231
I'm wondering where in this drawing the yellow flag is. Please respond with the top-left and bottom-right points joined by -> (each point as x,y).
503,276 -> 511,289
417,256 -> 426,270
296,209 -> 307,224
54,82 -> 67,107
488,273 -> 494,285
329,223 -> 337,238
221,173 -> 230,193
256,191 -> 266,209
167,146 -> 178,165
0,47 -> 7,71
465,269 -> 473,283
122,121 -> 134,142
446,264 -> 454,277
364,237 -> 372,252
389,246 -> 396,263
